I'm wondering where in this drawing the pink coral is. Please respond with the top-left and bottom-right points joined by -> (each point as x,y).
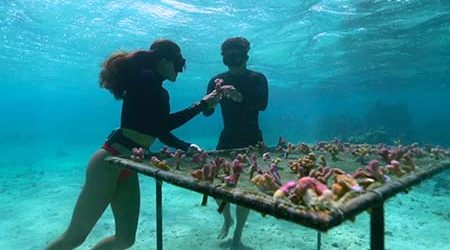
130,147 -> 145,162
248,154 -> 259,180
352,160 -> 388,188
295,177 -> 329,197
191,150 -> 208,166
223,158 -> 245,187
385,160 -> 405,177
170,149 -> 186,169
294,176 -> 334,208
268,162 -> 281,185
273,181 -> 296,199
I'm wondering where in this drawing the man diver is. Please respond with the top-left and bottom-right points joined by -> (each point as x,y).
203,37 -> 269,250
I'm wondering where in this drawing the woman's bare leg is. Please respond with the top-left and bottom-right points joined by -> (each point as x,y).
91,171 -> 140,250
46,150 -> 121,250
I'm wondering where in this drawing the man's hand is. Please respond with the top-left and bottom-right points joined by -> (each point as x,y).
221,85 -> 243,102
214,78 -> 243,103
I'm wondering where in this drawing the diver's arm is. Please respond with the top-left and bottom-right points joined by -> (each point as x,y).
244,73 -> 268,111
167,100 -> 208,131
256,74 -> 269,111
158,132 -> 191,151
203,78 -> 216,116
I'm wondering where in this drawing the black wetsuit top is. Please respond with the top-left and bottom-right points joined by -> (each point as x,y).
121,69 -> 207,150
204,69 -> 268,149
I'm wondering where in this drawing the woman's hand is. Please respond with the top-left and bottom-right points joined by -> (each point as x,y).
202,90 -> 222,109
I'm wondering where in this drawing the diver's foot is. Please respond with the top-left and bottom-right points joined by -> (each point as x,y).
217,219 -> 234,240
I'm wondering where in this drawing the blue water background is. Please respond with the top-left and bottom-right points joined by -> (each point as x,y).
0,1 -> 449,249
1,0 -> 449,150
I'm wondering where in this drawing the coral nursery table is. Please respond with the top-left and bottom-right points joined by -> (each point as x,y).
105,143 -> 450,250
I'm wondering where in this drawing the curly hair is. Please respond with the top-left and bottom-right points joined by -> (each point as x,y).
99,39 -> 181,100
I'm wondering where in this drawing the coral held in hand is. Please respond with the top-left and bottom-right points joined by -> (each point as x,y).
130,147 -> 145,162
214,78 -> 243,102
151,156 -> 170,171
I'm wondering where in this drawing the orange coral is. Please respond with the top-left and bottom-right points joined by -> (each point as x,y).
251,173 -> 280,194
332,174 -> 361,200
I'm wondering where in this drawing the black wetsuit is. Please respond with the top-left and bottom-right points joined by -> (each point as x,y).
120,69 -> 207,150
204,69 -> 268,150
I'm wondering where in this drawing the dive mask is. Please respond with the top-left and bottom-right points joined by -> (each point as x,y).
222,49 -> 248,67
172,56 -> 186,73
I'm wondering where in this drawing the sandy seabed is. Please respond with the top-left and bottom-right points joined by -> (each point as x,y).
1,142 -> 449,250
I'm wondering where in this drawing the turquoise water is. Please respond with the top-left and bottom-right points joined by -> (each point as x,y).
1,1 -> 449,249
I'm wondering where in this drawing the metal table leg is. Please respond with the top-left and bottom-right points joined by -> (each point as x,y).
317,232 -> 321,250
156,179 -> 163,250
370,203 -> 384,250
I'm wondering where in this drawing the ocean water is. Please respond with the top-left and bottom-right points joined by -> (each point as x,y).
1,0 -> 449,249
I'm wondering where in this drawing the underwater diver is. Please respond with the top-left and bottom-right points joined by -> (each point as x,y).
45,39 -> 223,250
203,37 -> 269,250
